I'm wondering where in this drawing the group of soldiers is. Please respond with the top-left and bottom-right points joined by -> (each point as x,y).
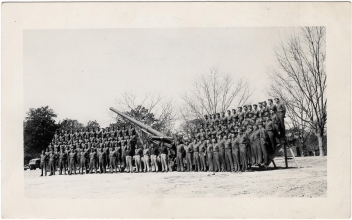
175,97 -> 286,172
39,97 -> 286,176
40,125 -> 137,176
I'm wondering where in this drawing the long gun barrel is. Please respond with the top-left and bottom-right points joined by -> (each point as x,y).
150,136 -> 173,143
109,107 -> 172,139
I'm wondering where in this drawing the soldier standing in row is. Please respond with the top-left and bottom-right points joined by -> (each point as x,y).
238,128 -> 249,172
59,148 -> 67,175
212,138 -> 220,172
199,138 -> 207,172
69,148 -> 77,175
89,149 -> 97,174
150,143 -> 158,172
143,144 -> 150,172
159,142 -> 168,172
265,116 -> 276,154
261,101 -> 270,120
109,146 -> 118,173
185,139 -> 193,172
79,147 -> 87,174
98,148 -> 106,173
206,138 -> 214,172
231,134 -> 240,172
40,150 -> 47,177
193,139 -> 201,172
258,123 -> 268,165
116,142 -> 122,172
275,98 -> 286,137
176,140 -> 185,172
224,134 -> 233,172
218,133 -> 226,172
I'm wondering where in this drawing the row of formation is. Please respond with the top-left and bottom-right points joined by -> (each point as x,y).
39,98 -> 286,176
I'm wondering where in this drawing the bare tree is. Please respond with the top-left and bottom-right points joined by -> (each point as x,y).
116,91 -> 162,114
268,27 -> 326,156
111,91 -> 177,135
181,67 -> 252,122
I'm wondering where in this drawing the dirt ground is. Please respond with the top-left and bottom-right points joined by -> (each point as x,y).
24,156 -> 326,198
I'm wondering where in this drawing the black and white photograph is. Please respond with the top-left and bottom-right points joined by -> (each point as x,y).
2,2 -> 350,219
23,27 -> 327,198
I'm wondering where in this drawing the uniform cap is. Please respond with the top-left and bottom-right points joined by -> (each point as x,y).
268,99 -> 273,101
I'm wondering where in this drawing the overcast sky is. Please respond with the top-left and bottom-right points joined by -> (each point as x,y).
24,27 -> 296,127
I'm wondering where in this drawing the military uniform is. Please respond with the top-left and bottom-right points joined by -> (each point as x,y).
212,141 -> 221,172
124,142 -> 133,173
268,99 -> 277,114
261,102 -> 270,121
76,148 -> 82,172
40,152 -> 47,176
59,150 -> 68,175
109,148 -> 118,173
225,110 -> 232,124
258,124 -> 268,165
98,149 -> 106,173
69,150 -> 77,175
252,127 -> 261,165
238,107 -> 244,122
89,150 -> 97,174
231,136 -> 240,172
224,137 -> 233,171
204,115 -> 211,127
143,147 -> 150,172
265,117 -> 276,154
199,141 -> 207,172
79,148 -> 88,174
185,142 -> 193,171
176,143 -> 185,172
275,98 -> 286,137
218,137 -> 226,171
245,127 -> 253,168
134,147 -> 142,172
206,141 -> 214,172
115,142 -> 122,171
220,112 -> 226,125
238,131 -> 249,172
193,140 -> 201,172
150,144 -> 158,172
159,144 -> 168,172
120,139 -> 127,171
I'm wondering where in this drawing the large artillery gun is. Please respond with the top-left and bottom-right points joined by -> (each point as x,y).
110,107 -> 296,170
109,107 -> 177,148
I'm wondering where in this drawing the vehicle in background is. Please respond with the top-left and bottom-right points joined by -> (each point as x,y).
28,158 -> 40,170
24,164 -> 29,171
